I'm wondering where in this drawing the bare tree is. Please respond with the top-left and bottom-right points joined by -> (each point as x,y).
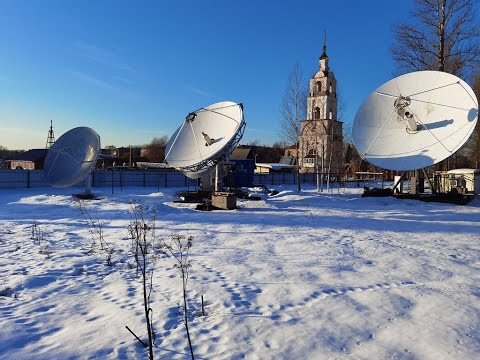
279,63 -> 308,192
0,146 -> 24,160
391,0 -> 480,78
143,136 -> 169,163
272,140 -> 288,149
245,139 -> 263,146
464,71 -> 480,167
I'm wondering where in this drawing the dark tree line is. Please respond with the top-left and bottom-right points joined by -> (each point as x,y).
0,146 -> 25,160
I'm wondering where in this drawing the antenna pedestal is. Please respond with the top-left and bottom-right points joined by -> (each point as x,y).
215,163 -> 223,192
410,170 -> 425,195
85,173 -> 93,197
211,192 -> 236,210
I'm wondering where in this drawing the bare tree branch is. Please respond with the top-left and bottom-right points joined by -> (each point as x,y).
391,0 -> 480,78
279,63 -> 308,192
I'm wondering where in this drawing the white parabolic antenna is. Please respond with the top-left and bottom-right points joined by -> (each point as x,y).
44,127 -> 101,187
353,71 -> 478,171
165,101 -> 245,178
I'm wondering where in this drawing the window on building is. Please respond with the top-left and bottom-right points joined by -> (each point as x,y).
314,107 -> 320,119
316,81 -> 321,94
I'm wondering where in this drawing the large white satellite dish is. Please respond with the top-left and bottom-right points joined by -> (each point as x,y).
353,71 -> 478,171
44,127 -> 101,188
165,101 -> 245,178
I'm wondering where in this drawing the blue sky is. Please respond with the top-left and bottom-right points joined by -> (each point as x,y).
0,0 -> 417,150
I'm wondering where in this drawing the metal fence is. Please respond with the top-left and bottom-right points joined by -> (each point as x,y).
0,169 -> 50,189
0,169 -> 198,190
253,173 -> 346,186
0,169 -> 339,190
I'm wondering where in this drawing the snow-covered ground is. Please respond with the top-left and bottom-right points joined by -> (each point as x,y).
1,185 -> 479,360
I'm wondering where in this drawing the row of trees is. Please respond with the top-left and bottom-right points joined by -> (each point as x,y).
103,136 -> 289,166
0,146 -> 25,160
279,0 -> 480,184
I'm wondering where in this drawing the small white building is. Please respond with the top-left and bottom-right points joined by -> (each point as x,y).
443,169 -> 480,195
255,163 -> 296,174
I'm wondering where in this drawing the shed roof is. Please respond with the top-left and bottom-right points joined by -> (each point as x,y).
231,147 -> 252,160
447,168 -> 480,174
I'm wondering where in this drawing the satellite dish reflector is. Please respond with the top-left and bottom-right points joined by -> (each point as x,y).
44,127 -> 101,187
353,71 -> 478,171
165,101 -> 245,178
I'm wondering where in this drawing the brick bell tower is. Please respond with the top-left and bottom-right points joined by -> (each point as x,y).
299,32 -> 344,178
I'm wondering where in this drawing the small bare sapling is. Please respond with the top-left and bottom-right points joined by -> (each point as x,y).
76,199 -> 114,265
164,234 -> 195,360
31,221 -> 52,258
126,203 -> 159,360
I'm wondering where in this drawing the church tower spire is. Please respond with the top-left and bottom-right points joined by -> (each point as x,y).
308,30 -> 336,121
319,30 -> 329,72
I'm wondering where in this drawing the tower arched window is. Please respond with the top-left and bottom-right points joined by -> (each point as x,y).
316,81 -> 321,94
314,107 -> 320,120
329,81 -> 333,93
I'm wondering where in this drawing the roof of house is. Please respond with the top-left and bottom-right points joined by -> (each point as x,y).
447,168 -> 480,174
231,147 -> 252,160
256,163 -> 296,170
279,155 -> 296,165
10,149 -> 48,162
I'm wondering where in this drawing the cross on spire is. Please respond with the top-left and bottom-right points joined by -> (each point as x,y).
323,30 -> 327,53
320,30 -> 328,59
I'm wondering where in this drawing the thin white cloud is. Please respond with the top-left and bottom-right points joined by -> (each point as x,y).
112,75 -> 133,85
186,85 -> 217,98
74,41 -> 133,72
246,127 -> 271,134
71,71 -> 113,89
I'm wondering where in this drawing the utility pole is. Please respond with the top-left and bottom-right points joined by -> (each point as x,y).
129,145 -> 132,167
